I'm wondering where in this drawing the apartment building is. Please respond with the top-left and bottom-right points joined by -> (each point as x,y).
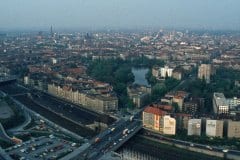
188,119 -> 201,136
206,120 -> 224,138
213,92 -> 229,115
198,64 -> 214,83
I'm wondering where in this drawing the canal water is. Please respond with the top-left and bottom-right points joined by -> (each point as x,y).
132,68 -> 150,86
117,135 -> 222,160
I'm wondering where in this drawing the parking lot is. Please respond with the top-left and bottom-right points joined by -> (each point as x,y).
6,136 -> 79,160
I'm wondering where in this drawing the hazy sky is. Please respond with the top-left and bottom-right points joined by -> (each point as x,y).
0,0 -> 240,30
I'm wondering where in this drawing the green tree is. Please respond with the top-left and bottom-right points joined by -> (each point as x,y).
151,83 -> 167,101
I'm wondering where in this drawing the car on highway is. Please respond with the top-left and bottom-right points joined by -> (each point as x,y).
206,145 -> 213,150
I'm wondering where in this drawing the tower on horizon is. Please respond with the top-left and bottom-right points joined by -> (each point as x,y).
50,26 -> 53,37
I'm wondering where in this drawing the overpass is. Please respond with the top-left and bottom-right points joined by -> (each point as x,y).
61,117 -> 142,160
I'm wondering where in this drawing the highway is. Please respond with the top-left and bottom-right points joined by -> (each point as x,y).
84,120 -> 141,160
16,94 -> 96,137
64,113 -> 143,160
0,83 -> 142,160
32,92 -> 114,125
1,84 -> 114,124
0,84 -> 97,138
0,83 -> 144,159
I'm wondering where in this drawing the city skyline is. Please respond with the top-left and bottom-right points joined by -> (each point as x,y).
0,0 -> 240,31
1,1 -> 240,159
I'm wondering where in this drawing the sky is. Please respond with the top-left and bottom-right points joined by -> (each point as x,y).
0,0 -> 240,31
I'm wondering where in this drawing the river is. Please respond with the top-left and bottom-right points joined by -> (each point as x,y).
132,68 -> 150,86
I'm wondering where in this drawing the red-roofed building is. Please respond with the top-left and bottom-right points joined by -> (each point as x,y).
144,106 -> 166,116
143,107 -> 165,132
151,104 -> 173,112
143,106 -> 176,135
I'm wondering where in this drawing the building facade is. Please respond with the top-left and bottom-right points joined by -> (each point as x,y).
143,107 -> 176,135
127,84 -> 151,108
227,97 -> 240,109
143,107 -> 166,131
227,121 -> 240,138
206,120 -> 223,138
213,92 -> 229,115
48,83 -> 118,113
183,101 -> 198,114
187,119 -> 201,136
198,64 -> 213,83
160,66 -> 173,78
161,115 -> 176,135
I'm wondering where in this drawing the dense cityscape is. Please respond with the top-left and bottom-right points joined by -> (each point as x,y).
1,1 -> 240,160
0,28 -> 240,160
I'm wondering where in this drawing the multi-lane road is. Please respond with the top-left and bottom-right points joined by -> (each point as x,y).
32,91 -> 114,125
0,83 -> 144,160
0,84 -> 115,138
71,118 -> 142,160
4,80 -> 239,160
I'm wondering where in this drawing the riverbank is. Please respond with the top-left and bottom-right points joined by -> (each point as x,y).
117,134 -> 223,160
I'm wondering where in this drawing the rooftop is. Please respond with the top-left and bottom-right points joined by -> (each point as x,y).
214,92 -> 228,106
144,106 -> 166,116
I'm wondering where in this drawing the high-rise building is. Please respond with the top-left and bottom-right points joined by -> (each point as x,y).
152,66 -> 175,79
143,107 -> 176,135
173,96 -> 184,111
50,26 -> 53,37
161,115 -> 176,135
183,101 -> 198,114
198,64 -> 214,83
227,120 -> 240,138
143,106 -> 166,131
213,92 -> 229,115
160,66 -> 173,78
206,120 -> 223,138
188,119 -> 201,136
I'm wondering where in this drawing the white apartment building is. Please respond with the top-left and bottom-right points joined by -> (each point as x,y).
188,119 -> 201,136
162,115 -> 176,135
206,120 -> 223,138
160,66 -> 173,78
213,92 -> 229,114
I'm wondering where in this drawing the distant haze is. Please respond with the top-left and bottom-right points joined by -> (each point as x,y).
0,0 -> 240,30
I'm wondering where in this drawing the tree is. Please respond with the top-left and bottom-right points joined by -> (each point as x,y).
151,83 -> 167,101
87,59 -> 135,108
114,65 -> 134,84
145,69 -> 157,85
